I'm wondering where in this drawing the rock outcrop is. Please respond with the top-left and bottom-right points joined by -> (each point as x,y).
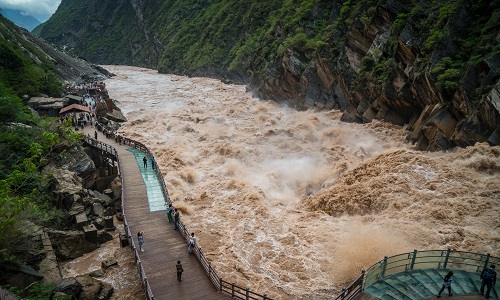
75,275 -> 114,300
35,0 -> 499,150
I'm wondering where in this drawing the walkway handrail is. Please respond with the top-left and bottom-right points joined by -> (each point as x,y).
83,136 -> 155,300
84,135 -> 500,300
333,249 -> 500,300
84,134 -> 272,299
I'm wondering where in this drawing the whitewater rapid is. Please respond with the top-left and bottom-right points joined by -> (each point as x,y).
100,65 -> 500,299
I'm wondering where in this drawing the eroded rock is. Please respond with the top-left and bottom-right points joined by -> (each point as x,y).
47,230 -> 100,260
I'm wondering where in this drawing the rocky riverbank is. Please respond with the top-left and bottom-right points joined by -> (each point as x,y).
0,97 -> 146,299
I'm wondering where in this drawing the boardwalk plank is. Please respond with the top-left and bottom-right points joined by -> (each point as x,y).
84,129 -> 225,300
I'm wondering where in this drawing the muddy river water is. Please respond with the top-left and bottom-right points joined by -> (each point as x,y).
65,65 -> 500,299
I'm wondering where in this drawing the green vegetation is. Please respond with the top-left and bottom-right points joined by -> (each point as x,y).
7,281 -> 72,300
34,0 -> 153,66
0,17 -> 64,97
0,15 -> 83,299
35,0 -> 500,100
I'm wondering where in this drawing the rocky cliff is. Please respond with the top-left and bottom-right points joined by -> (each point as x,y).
34,0 -> 500,150
33,0 -> 160,68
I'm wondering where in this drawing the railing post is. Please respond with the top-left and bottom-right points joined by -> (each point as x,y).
231,282 -> 235,298
208,262 -> 212,278
443,248 -> 451,269
246,288 -> 249,300
410,249 -> 418,270
483,253 -> 491,270
219,277 -> 223,292
360,269 -> 366,290
381,256 -> 388,278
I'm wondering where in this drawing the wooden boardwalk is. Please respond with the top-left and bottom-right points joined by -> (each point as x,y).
84,128 -> 224,300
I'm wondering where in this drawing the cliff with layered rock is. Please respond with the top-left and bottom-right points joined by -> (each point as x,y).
34,0 -> 500,150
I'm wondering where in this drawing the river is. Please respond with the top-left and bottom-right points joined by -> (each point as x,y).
86,65 -> 499,299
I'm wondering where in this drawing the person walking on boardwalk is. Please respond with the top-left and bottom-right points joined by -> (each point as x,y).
176,261 -> 184,282
137,231 -> 144,252
480,264 -> 497,299
94,130 -> 98,140
188,232 -> 196,254
143,156 -> 147,169
151,156 -> 156,170
437,271 -> 453,298
167,204 -> 174,223
174,208 -> 180,230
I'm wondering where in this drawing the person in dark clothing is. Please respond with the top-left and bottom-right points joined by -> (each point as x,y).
94,130 -> 98,140
174,209 -> 180,230
167,204 -> 174,223
480,264 -> 497,299
176,261 -> 184,282
437,271 -> 453,298
143,156 -> 147,169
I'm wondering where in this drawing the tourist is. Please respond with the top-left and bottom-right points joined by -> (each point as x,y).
437,271 -> 453,298
151,156 -> 156,170
167,204 -> 174,223
174,209 -> 180,230
137,231 -> 144,252
480,264 -> 497,299
188,232 -> 196,254
143,156 -> 147,169
94,130 -> 97,140
176,261 -> 183,282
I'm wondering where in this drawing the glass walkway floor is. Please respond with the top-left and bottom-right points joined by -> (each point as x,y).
128,148 -> 166,212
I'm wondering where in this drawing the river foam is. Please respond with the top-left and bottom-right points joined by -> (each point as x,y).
102,65 -> 500,299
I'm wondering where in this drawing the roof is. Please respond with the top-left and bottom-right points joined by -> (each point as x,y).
59,104 -> 91,114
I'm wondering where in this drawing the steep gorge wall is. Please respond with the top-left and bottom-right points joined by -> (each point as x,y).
33,0 -> 161,68
35,0 -> 500,150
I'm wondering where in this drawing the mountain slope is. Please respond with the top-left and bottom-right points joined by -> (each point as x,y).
33,0 -> 160,68
34,0 -> 500,150
0,15 -> 109,98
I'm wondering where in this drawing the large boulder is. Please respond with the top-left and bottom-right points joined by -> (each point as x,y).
92,190 -> 114,206
54,277 -> 82,299
92,203 -> 105,218
47,145 -> 97,188
104,98 -> 127,123
47,230 -> 100,260
75,274 -> 114,300
44,168 -> 83,210
109,176 -> 122,201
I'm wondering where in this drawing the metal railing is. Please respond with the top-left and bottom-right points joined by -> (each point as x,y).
83,134 -> 271,300
333,249 -> 500,300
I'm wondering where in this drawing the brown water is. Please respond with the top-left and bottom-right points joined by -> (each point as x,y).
59,223 -> 145,300
99,65 -> 500,299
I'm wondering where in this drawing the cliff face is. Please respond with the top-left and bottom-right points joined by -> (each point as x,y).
34,0 -> 500,150
33,0 -> 160,68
